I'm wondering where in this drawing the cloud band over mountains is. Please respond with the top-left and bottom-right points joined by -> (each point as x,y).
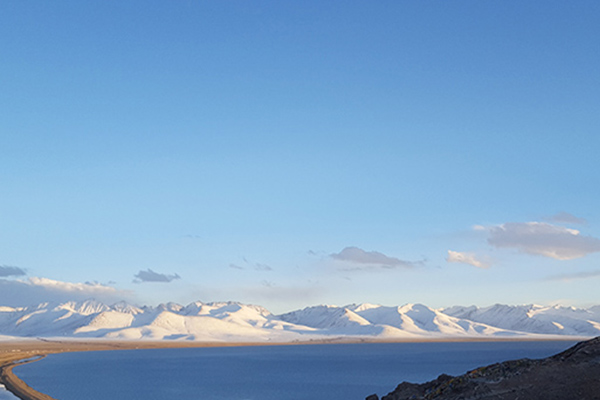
0,277 -> 131,307
488,222 -> 600,260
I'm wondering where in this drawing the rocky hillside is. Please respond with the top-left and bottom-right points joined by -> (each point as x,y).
367,336 -> 600,400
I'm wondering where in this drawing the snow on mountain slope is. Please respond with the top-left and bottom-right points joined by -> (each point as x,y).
349,303 -> 518,337
111,301 -> 143,314
183,301 -> 271,318
279,305 -> 371,329
278,305 -> 400,336
278,305 -> 414,338
443,304 -> 600,336
0,300 -> 321,342
100,306 -> 312,342
0,299 -> 598,341
54,300 -> 110,315
75,311 -> 135,335
182,301 -> 282,330
279,303 -> 518,338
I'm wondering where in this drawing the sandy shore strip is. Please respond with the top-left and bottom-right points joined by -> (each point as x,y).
0,336 -> 581,400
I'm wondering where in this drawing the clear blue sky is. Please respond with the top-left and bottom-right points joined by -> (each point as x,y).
1,1 -> 599,313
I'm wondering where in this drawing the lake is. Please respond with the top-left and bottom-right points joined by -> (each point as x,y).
14,341 -> 575,400
0,384 -> 19,400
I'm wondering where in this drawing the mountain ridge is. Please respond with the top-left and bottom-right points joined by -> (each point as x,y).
1,300 -> 599,342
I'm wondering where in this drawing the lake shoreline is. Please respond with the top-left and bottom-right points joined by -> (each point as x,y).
0,336 -> 584,400
0,340 -> 268,400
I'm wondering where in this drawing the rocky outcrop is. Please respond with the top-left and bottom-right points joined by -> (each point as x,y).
367,337 -> 600,400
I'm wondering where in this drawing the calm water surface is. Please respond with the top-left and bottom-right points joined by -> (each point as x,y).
0,384 -> 19,400
15,341 -> 575,400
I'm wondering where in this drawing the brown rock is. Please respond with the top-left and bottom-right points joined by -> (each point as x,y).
378,337 -> 600,400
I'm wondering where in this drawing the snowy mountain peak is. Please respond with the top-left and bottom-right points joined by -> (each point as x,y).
53,299 -> 110,315
444,303 -> 600,336
398,303 -> 434,313
111,301 -> 144,314
156,302 -> 184,313
181,301 -> 272,319
278,305 -> 371,330
348,303 -> 382,313
1,299 -> 599,341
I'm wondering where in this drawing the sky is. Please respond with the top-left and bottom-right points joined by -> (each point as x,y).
1,1 -> 600,314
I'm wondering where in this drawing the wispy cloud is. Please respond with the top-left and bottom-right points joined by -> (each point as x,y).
230,258 -> 274,272
330,246 -> 417,269
446,250 -> 489,269
545,269 -> 600,282
254,263 -> 273,271
0,265 -> 26,277
544,212 -> 587,225
0,277 -> 133,306
28,277 -> 120,294
133,269 -> 181,283
487,222 -> 600,260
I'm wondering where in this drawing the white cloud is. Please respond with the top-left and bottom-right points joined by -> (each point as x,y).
488,222 -> 600,260
446,250 -> 489,269
330,246 -> 416,269
0,277 -> 133,307
29,277 -> 121,294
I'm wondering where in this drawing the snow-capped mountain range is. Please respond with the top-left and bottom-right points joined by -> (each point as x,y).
1,300 -> 599,342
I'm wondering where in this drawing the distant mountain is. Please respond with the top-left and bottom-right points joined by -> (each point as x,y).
279,303 -> 522,338
0,300 -> 315,342
443,303 -> 600,336
0,300 -> 599,342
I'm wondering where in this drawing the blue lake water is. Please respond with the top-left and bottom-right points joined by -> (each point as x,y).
0,384 -> 19,400
14,341 -> 575,400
